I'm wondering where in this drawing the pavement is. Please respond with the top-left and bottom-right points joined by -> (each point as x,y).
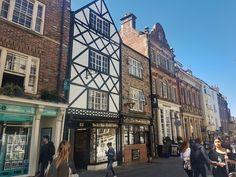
78,157 -> 214,177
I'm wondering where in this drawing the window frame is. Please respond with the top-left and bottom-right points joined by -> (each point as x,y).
0,0 -> 45,34
128,57 -> 143,79
0,46 -> 40,94
89,49 -> 109,74
89,10 -> 110,37
87,89 -> 108,111
129,87 -> 145,112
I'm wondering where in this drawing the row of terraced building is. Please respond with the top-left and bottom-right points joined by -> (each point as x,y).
0,0 -> 232,176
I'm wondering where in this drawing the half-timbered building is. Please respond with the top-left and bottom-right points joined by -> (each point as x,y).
66,0 -> 121,170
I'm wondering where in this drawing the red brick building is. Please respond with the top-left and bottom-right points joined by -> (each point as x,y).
0,0 -> 70,176
120,14 -> 181,148
121,44 -> 151,164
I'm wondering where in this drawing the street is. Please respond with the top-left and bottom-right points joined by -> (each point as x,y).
79,157 -> 213,177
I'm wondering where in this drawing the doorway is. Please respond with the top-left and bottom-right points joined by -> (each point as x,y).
74,129 -> 90,169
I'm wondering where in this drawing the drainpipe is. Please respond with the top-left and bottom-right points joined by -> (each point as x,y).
145,27 -> 156,158
57,0 -> 66,102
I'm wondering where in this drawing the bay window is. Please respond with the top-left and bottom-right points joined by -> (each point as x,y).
0,47 -> 39,94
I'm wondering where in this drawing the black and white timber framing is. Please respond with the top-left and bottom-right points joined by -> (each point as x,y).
67,0 -> 121,122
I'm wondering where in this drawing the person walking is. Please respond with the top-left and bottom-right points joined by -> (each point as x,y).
105,142 -> 117,177
46,140 -> 71,177
208,137 -> 236,177
38,135 -> 55,177
190,138 -> 217,177
180,140 -> 193,177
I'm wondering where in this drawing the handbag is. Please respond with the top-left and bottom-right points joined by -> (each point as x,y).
183,160 -> 191,170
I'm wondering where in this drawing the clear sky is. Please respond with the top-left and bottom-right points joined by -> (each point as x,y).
71,0 -> 236,116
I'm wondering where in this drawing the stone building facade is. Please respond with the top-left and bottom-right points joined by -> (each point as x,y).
175,64 -> 203,141
0,0 -> 70,176
121,44 -> 151,164
218,92 -> 231,134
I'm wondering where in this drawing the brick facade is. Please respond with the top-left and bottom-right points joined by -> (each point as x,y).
0,0 -> 70,97
121,44 -> 151,116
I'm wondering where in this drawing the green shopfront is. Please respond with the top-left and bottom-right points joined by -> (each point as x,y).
0,96 -> 67,177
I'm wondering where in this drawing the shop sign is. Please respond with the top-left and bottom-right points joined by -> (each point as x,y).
132,149 -> 140,161
0,104 -> 35,115
0,114 -> 33,122
42,108 -> 57,117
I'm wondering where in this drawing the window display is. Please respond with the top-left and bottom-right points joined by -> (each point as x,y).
124,125 -> 148,145
0,124 -> 31,176
96,128 -> 116,163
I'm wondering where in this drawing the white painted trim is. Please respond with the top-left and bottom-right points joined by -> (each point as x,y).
0,0 -> 45,34
0,95 -> 68,108
0,46 -> 40,94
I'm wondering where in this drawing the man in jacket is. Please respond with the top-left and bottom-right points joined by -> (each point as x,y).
190,138 -> 217,177
38,135 -> 55,177
105,142 -> 117,177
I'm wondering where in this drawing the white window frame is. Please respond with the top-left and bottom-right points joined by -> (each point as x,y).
88,89 -> 108,111
129,87 -> 145,112
128,57 -> 143,78
0,0 -> 45,34
0,46 -> 39,94
89,50 -> 109,74
89,11 -> 110,37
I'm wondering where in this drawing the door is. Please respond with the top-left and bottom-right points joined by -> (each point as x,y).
74,129 -> 90,169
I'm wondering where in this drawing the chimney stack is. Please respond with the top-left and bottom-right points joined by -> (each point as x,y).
120,13 -> 137,29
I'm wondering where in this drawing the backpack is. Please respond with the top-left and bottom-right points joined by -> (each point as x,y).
190,145 -> 205,165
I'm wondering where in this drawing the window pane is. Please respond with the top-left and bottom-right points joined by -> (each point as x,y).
89,50 -> 108,74
88,89 -> 108,111
12,0 -> 33,29
0,0 -> 10,18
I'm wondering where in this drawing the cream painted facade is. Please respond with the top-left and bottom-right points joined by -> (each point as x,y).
156,100 -> 181,145
201,82 -> 218,132
175,64 -> 203,141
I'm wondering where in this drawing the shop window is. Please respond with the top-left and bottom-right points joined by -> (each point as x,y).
0,47 -> 39,94
0,123 -> 32,176
125,125 -> 147,145
96,128 -> 116,163
0,0 -> 45,34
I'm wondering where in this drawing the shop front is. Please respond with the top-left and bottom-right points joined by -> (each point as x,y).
69,122 -> 118,171
0,96 -> 67,177
122,117 -> 150,164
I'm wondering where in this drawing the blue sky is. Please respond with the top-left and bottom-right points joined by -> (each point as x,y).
71,0 -> 236,116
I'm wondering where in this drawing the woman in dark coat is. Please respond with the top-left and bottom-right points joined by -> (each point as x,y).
46,140 -> 70,177
208,137 -> 236,177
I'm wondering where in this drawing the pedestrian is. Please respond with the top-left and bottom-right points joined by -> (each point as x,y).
180,140 -> 193,177
105,142 -> 117,177
190,138 -> 218,177
46,140 -> 71,177
222,137 -> 236,173
38,135 -> 55,177
208,137 -> 236,177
